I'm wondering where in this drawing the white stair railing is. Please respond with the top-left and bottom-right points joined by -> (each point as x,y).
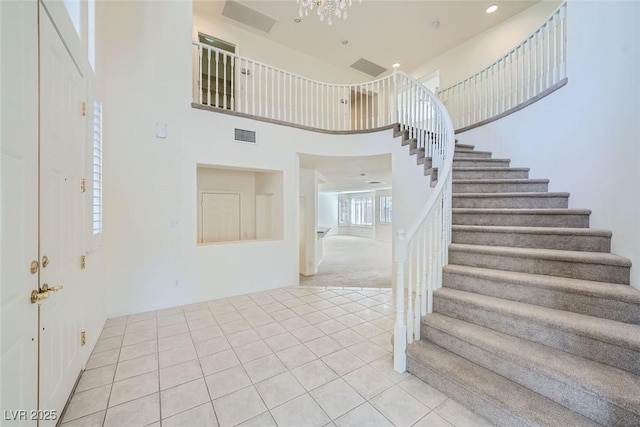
193,41 -> 398,132
438,2 -> 567,131
191,43 -> 456,373
392,76 -> 455,373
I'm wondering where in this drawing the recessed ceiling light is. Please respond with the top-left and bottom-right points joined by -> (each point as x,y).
486,4 -> 498,14
294,17 -> 301,23
431,20 -> 440,28
341,39 -> 349,45
392,63 -> 400,68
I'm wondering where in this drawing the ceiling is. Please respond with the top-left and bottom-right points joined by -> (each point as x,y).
193,0 -> 538,77
299,154 -> 392,193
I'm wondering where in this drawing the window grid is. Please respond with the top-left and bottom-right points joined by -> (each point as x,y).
379,195 -> 392,223
338,198 -> 350,226
351,196 -> 373,226
92,99 -> 103,235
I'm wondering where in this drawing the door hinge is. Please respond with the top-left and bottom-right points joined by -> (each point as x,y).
80,178 -> 86,193
80,255 -> 86,269
81,102 -> 87,116
80,331 -> 86,346
30,260 -> 39,274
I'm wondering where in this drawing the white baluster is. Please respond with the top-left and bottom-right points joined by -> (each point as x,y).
223,54 -> 228,110
215,51 -> 219,108
406,240 -> 414,344
230,56 -> 235,111
393,229 -> 407,373
207,49 -> 211,106
414,232 -> 421,341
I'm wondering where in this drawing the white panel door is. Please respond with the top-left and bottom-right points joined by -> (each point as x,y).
0,1 -> 39,424
38,8 -> 86,424
201,193 -> 240,242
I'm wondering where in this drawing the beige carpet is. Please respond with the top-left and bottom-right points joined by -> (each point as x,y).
300,235 -> 392,288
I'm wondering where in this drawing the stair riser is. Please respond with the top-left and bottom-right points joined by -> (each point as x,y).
433,296 -> 640,375
407,357 -> 527,427
421,326 -> 640,426
452,182 -> 548,193
453,170 -> 529,179
452,196 -> 568,209
451,230 -> 611,252
443,271 -> 640,324
454,160 -> 510,168
448,250 -> 630,284
452,212 -> 590,228
454,151 -> 492,159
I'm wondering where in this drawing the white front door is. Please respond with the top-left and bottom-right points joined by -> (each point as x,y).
0,1 -> 40,424
38,8 -> 86,424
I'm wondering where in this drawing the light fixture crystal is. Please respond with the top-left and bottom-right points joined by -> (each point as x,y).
296,0 -> 361,25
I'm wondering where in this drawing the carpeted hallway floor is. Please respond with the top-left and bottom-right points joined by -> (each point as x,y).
300,235 -> 392,288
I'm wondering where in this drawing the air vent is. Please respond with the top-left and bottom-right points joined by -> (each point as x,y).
235,128 -> 256,143
222,0 -> 276,34
350,58 -> 387,77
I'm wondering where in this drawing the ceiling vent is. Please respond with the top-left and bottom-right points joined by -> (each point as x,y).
350,58 -> 387,77
235,128 -> 256,143
222,0 -> 276,34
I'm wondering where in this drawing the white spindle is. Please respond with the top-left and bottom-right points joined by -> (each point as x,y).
215,51 -> 219,108
223,54 -> 228,109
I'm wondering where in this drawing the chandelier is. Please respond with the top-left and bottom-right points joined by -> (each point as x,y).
296,0 -> 360,26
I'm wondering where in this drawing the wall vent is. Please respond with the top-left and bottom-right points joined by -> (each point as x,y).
235,128 -> 256,143
350,58 -> 387,77
222,0 -> 276,34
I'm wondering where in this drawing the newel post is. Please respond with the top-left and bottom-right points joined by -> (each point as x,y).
393,229 -> 407,373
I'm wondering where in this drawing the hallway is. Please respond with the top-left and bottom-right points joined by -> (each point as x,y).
60,286 -> 492,427
301,236 -> 392,288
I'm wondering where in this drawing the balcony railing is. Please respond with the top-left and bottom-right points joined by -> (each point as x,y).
438,2 -> 568,132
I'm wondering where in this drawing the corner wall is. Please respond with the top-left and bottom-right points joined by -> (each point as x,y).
457,0 -> 640,288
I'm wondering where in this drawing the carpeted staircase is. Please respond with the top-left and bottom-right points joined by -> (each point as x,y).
406,142 -> 640,426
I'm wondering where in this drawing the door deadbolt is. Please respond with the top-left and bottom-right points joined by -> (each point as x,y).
30,283 -> 64,304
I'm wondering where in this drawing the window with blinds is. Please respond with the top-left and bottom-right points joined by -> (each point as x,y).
379,195 -> 392,223
92,99 -> 103,235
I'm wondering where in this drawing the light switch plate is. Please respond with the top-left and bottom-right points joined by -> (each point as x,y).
156,122 -> 167,139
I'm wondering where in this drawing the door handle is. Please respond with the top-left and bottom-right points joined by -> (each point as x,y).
30,284 -> 64,304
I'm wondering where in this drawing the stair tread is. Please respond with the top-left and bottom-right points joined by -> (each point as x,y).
453,192 -> 569,198
449,243 -> 632,267
444,264 -> 640,305
455,143 -> 475,149
452,224 -> 611,236
407,341 -> 601,427
453,167 -> 530,171
452,178 -> 549,184
424,313 -> 640,415
454,158 -> 510,162
453,208 -> 591,215
435,287 -> 640,351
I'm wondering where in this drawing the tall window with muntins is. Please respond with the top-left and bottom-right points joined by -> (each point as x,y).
379,195 -> 392,223
92,99 -> 103,235
338,198 -> 350,226
351,196 -> 373,226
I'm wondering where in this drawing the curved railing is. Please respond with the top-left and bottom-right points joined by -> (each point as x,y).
191,42 -> 456,373
438,2 -> 567,132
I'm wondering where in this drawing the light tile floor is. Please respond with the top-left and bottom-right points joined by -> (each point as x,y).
60,286 -> 494,427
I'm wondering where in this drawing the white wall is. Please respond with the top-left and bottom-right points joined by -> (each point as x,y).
411,1 -> 561,89
255,171 -> 284,239
458,0 -> 640,288
192,13 -> 366,84
299,168 -> 318,276
318,192 -> 339,236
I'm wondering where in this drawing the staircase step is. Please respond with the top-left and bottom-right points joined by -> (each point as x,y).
451,225 -> 611,252
406,341 -> 601,427
453,150 -> 492,159
452,192 -> 569,209
443,265 -> 640,324
454,158 -> 510,168
433,288 -> 640,374
452,179 -> 549,193
422,313 -> 640,426
453,167 -> 529,179
448,243 -> 631,284
452,208 -> 591,228
455,143 -> 475,150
